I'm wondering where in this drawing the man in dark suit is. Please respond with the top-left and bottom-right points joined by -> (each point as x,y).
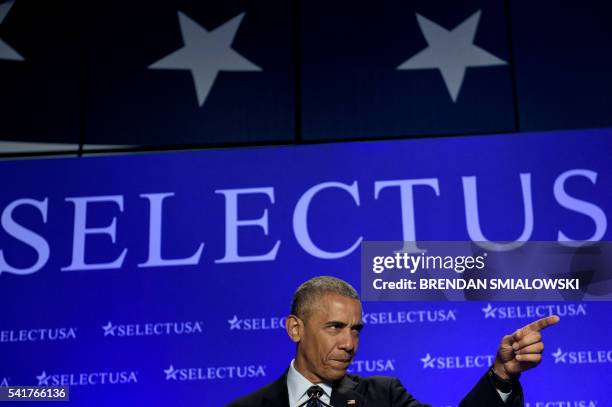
227,276 -> 559,407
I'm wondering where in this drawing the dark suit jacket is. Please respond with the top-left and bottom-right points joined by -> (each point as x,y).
226,371 -> 523,407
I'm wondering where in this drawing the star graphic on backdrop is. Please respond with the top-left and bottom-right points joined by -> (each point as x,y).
149,12 -> 261,107
482,303 -> 496,319
228,315 -> 241,330
420,353 -> 435,368
552,347 -> 567,364
102,321 -> 116,336
164,365 -> 178,380
36,371 -> 50,386
0,0 -> 24,61
397,10 -> 506,102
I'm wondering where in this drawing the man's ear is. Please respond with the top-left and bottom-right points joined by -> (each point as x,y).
286,314 -> 302,343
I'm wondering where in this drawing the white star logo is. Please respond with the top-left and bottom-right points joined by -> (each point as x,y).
0,0 -> 23,61
228,315 -> 241,330
482,303 -> 496,319
36,371 -> 50,386
420,353 -> 435,368
397,10 -> 506,102
164,365 -> 178,380
552,347 -> 567,364
149,12 -> 261,107
102,321 -> 116,336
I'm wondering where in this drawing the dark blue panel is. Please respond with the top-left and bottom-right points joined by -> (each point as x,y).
84,0 -> 294,149
0,0 -> 79,154
511,0 -> 612,130
300,0 -> 515,140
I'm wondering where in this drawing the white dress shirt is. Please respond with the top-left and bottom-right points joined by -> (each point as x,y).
287,359 -> 333,407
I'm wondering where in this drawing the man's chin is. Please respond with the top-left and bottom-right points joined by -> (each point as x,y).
323,370 -> 346,381
324,363 -> 350,380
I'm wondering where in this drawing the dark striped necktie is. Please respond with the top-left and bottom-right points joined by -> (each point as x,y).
306,385 -> 324,407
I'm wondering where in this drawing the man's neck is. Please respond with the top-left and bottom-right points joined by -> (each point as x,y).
293,356 -> 324,384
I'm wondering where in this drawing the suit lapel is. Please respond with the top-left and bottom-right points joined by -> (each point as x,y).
262,372 -> 290,407
330,375 -> 364,407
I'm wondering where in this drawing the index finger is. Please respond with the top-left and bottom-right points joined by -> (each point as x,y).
514,315 -> 560,339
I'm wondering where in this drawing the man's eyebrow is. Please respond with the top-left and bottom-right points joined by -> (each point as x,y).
323,320 -> 347,327
323,321 -> 364,331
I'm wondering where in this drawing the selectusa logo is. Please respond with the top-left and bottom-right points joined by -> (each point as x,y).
482,304 -> 587,320
36,370 -> 138,386
552,347 -> 612,365
227,315 -> 286,331
0,327 -> 77,343
420,353 -> 495,369
362,309 -> 457,324
0,168 -> 607,276
164,364 -> 266,381
526,401 -> 598,407
101,321 -> 203,337
347,359 -> 395,374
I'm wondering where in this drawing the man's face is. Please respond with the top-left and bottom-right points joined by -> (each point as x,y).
292,293 -> 363,383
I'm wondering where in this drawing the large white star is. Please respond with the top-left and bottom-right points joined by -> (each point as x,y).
0,0 -> 24,61
149,12 -> 261,107
397,10 -> 506,102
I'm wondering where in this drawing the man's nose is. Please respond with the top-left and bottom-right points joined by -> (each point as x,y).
338,329 -> 357,353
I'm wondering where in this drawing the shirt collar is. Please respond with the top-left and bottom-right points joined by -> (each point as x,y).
287,359 -> 333,406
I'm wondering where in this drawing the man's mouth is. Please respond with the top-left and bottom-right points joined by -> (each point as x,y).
329,358 -> 352,367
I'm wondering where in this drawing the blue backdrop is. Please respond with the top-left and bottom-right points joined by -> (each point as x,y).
1,128 -> 611,406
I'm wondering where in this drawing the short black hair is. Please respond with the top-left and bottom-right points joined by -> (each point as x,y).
290,276 -> 360,319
